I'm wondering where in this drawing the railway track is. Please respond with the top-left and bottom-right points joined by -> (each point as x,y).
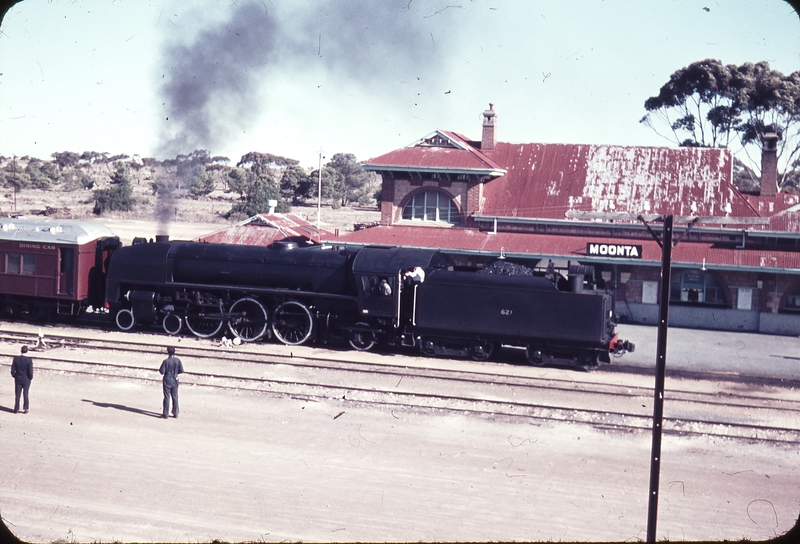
2,327 -> 800,444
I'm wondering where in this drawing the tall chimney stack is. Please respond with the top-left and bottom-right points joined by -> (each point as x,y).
761,132 -> 778,197
482,103 -> 496,152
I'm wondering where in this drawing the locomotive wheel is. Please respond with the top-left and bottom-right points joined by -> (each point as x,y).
419,337 -> 437,356
525,345 -> 546,366
227,297 -> 269,342
184,305 -> 224,338
348,322 -> 376,351
162,313 -> 183,335
1,300 -> 17,319
469,340 -> 497,361
580,351 -> 600,370
272,301 -> 314,345
115,308 -> 136,331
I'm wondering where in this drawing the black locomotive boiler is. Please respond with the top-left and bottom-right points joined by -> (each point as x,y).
105,239 -> 633,367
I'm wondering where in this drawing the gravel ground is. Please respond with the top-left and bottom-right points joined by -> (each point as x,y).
0,325 -> 798,543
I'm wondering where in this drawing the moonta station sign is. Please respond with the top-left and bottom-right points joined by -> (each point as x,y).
586,242 -> 643,259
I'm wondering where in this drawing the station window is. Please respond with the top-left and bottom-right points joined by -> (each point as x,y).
669,269 -> 726,306
783,287 -> 800,313
401,190 -> 461,224
6,253 -> 36,275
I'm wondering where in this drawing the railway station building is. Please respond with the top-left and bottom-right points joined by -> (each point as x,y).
330,105 -> 800,335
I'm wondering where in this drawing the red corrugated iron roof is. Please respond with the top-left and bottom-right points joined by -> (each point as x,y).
331,225 -> 800,271
364,130 -> 506,174
365,122 -> 800,234
481,143 -> 737,219
198,213 -> 332,245
743,193 -> 800,231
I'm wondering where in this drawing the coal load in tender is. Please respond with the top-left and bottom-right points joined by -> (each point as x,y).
477,260 -> 535,276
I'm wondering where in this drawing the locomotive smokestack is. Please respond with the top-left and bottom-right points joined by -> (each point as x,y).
156,235 -> 170,243
154,184 -> 176,243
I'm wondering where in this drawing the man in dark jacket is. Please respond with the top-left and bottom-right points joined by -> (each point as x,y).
11,345 -> 34,414
159,346 -> 184,419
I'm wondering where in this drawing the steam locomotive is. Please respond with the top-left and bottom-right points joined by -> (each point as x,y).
0,218 -> 633,367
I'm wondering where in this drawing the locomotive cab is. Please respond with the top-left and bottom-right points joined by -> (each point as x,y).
350,246 -> 446,320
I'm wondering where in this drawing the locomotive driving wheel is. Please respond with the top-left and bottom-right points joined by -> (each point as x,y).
272,300 -> 314,345
227,297 -> 269,342
184,302 -> 224,338
348,322 -> 376,351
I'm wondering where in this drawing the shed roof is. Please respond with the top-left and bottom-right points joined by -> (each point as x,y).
197,213 -> 333,246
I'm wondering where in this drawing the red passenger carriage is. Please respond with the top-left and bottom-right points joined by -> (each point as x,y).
0,218 -> 120,319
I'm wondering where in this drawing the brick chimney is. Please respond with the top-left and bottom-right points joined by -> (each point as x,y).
760,132 -> 778,197
481,103 -> 496,152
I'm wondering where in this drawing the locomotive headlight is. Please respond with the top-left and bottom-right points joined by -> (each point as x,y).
124,290 -> 131,301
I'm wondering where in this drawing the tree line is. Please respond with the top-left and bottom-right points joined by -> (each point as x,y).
4,58 -> 797,215
0,149 -> 379,217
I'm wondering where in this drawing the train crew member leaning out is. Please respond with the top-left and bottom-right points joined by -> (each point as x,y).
379,278 -> 392,296
404,266 -> 426,284
159,346 -> 184,419
10,345 -> 34,414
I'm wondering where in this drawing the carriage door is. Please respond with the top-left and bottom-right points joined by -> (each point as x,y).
57,247 -> 74,295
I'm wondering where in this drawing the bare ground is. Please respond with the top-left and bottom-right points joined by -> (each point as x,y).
0,322 -> 798,543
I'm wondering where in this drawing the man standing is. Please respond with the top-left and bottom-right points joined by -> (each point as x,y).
159,346 -> 184,419
11,345 -> 33,414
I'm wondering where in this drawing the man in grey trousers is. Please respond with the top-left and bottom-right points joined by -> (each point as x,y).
159,346 -> 184,419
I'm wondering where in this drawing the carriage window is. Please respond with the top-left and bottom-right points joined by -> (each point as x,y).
6,253 -> 36,275
60,247 -> 74,273
7,253 -> 20,274
401,190 -> 460,224
22,254 -> 35,275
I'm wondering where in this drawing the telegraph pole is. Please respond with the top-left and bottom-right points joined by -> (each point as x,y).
12,154 -> 18,212
643,214 -> 673,543
317,148 -> 323,233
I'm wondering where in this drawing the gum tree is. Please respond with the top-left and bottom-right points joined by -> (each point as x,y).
641,59 -> 800,191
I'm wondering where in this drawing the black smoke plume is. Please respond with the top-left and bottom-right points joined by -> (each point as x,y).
157,2 -> 277,157
156,0 -> 454,158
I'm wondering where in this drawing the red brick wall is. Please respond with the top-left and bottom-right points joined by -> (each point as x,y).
380,174 -> 395,225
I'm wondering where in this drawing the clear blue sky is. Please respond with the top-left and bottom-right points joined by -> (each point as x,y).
1,0 -> 798,169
